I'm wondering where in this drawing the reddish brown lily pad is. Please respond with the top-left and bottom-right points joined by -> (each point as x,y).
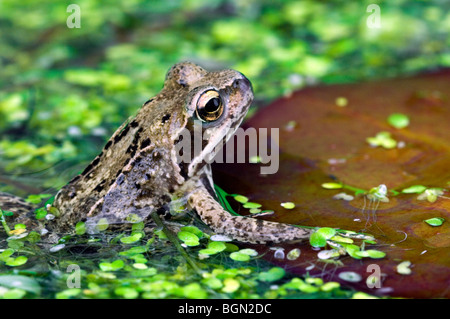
212,70 -> 450,298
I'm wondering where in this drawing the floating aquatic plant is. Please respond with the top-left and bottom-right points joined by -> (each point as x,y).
396,261 -> 412,275
417,188 -> 444,203
424,217 -> 444,227
387,113 -> 410,129
309,227 -> 382,261
280,202 -> 295,209
366,131 -> 397,149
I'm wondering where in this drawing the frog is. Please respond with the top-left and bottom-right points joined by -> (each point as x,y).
1,62 -> 312,244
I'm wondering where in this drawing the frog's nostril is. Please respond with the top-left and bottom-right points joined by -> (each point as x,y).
233,77 -> 252,91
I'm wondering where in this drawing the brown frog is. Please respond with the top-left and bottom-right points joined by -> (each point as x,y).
1,62 -> 312,244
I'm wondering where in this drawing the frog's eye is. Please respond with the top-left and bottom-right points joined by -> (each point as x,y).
196,90 -> 223,122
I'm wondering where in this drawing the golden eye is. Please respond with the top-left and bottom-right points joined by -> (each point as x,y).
196,90 -> 223,122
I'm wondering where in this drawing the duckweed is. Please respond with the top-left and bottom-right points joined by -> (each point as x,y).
120,232 -> 143,244
222,278 -> 240,294
417,188 -> 444,203
177,231 -> 200,247
258,267 -> 286,282
387,113 -> 410,129
286,248 -> 301,260
424,217 -> 444,227
338,271 -> 362,283
233,195 -> 249,204
4,255 -> 27,267
243,202 -> 262,209
2,288 -> 26,299
56,288 -> 82,299
366,131 -> 397,149
249,208 -> 262,214
280,202 -> 295,209
396,261 -> 412,275
96,218 -> 109,231
401,185 -> 427,194
198,241 -> 227,256
99,259 -> 125,272
321,182 -> 343,189
75,221 -> 86,235
332,192 -> 354,201
229,252 -> 251,262
335,97 -> 348,107
355,250 -> 386,259
310,227 -> 384,261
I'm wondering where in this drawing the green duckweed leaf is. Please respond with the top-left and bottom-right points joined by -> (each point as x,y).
202,277 -> 223,290
177,231 -> 200,247
321,282 -> 341,292
120,232 -> 143,244
34,207 -> 47,220
401,185 -> 427,194
233,195 -> 249,204
229,252 -> 250,262
258,267 -> 286,282
115,287 -> 139,299
55,288 -> 82,299
3,288 -> 27,299
355,249 -> 386,259
0,248 -> 15,261
183,283 -> 208,299
5,256 -> 28,267
396,261 -> 412,275
198,241 -> 227,256
317,227 -> 337,239
286,248 -> 301,260
343,244 -> 362,259
99,259 -> 124,271
0,275 -> 41,295
243,202 -> 262,209
75,221 -> 86,235
424,217 -> 444,227
321,182 -> 343,189
238,248 -> 258,256
222,278 -> 240,293
330,235 -> 353,244
387,113 -> 410,129
309,232 -> 327,248
96,218 -> 109,231
119,246 -> 148,256
180,226 -> 204,238
280,202 -> 295,209
25,194 -> 52,204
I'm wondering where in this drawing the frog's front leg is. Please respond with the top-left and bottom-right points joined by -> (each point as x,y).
188,185 -> 312,244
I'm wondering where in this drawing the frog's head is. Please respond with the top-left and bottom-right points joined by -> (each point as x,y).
165,62 -> 254,178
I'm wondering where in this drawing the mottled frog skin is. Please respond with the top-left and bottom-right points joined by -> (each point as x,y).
1,62 -> 312,244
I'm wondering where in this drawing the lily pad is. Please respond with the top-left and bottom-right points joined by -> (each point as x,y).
213,70 -> 450,298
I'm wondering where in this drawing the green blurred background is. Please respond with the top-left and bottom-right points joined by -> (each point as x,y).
0,0 -> 449,194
